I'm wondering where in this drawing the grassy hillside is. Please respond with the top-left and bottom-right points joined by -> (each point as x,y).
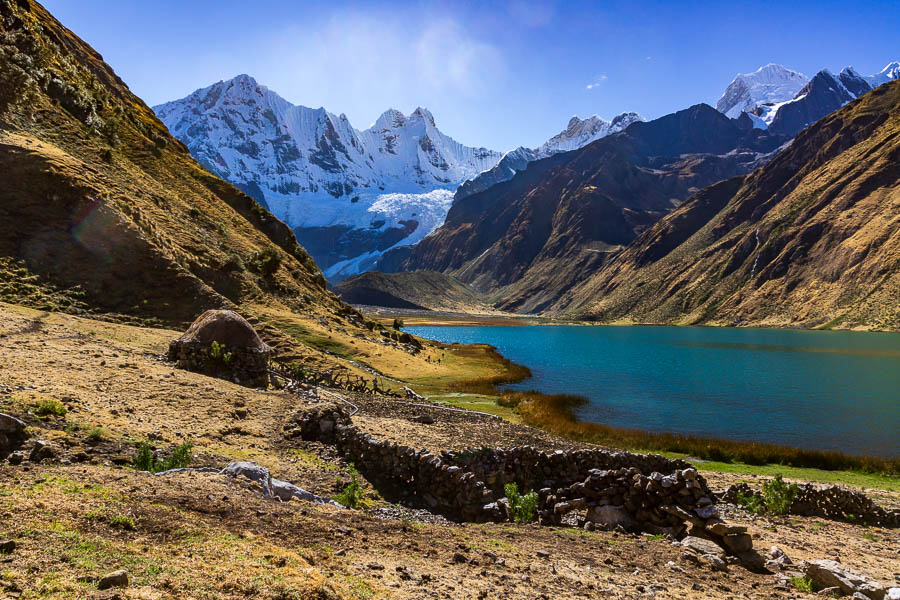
0,0 -> 525,386
558,81 -> 900,330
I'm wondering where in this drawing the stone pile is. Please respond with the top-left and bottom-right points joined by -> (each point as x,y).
722,482 -> 900,527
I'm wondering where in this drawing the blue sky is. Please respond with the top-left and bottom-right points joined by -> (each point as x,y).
43,0 -> 899,151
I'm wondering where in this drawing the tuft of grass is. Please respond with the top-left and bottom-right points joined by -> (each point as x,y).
85,426 -> 107,442
789,576 -> 814,593
35,398 -> 67,417
507,390 -> 900,477
109,515 -> 136,530
133,440 -> 194,473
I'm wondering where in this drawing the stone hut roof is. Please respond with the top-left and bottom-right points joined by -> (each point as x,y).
175,310 -> 271,353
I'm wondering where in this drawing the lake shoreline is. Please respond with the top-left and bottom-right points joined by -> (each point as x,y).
407,324 -> 900,479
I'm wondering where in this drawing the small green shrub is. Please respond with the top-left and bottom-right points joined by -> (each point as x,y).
334,465 -> 363,509
36,398 -> 67,417
208,341 -> 232,365
736,474 -> 798,516
789,576 -> 814,592
392,318 -> 404,330
133,440 -> 194,473
762,474 -> 798,515
249,247 -> 282,276
736,491 -> 765,516
504,483 -> 538,523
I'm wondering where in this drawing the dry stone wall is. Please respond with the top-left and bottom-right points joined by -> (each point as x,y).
293,403 -> 703,523
722,482 -> 900,527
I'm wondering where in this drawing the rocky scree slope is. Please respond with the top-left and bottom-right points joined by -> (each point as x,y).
382,104 -> 789,313
154,77 -> 502,277
0,0 -> 378,358
559,80 -> 900,330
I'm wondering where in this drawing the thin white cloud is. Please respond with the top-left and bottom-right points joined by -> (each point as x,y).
585,73 -> 608,89
256,11 -> 505,123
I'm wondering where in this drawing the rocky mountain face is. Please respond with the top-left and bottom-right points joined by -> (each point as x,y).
716,64 -> 809,120
382,104 -> 790,313
154,79 -> 501,279
558,80 -> 900,330
454,112 -> 643,201
0,0 -> 352,338
716,62 -> 900,134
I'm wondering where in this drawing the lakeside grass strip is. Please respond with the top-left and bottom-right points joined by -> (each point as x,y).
500,390 -> 899,477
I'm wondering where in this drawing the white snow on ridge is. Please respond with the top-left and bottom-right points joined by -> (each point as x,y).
716,63 -> 809,120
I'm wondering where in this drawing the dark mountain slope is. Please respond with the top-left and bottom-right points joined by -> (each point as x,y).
383,104 -> 788,313
334,271 -> 495,313
558,81 -> 900,330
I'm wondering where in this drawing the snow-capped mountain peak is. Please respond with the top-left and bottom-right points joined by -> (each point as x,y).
154,75 -> 502,280
715,63 -> 809,119
866,61 -> 900,87
455,110 -> 644,201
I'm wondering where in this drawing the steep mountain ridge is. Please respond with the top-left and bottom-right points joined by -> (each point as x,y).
559,80 -> 900,330
716,62 -> 899,132
384,104 -> 789,313
154,77 -> 501,278
453,112 -> 644,201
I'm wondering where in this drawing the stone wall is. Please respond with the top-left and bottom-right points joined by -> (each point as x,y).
293,403 -> 702,522
721,482 -> 900,528
167,340 -> 270,388
443,446 -> 693,499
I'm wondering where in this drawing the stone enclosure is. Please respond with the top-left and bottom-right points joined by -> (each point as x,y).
168,310 -> 272,387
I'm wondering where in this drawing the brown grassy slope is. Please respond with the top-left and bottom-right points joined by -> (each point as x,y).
557,81 -> 900,330
0,0 -> 333,326
0,1 -> 527,385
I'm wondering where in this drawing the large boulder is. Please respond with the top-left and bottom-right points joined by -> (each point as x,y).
0,412 -> 27,449
168,310 -> 273,387
804,560 -> 888,599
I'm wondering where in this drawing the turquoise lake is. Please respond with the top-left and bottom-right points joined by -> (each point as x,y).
406,325 -> 900,457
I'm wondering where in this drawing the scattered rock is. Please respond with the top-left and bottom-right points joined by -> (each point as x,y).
410,415 -> 435,425
0,540 -> 16,554
28,440 -> 54,463
681,536 -> 725,558
586,505 -> 637,532
720,533 -> 753,554
7,451 -> 24,466
452,552 -> 468,564
97,570 -> 128,590
804,559 -> 887,600
701,554 -> 727,571
536,550 -> 550,559
0,412 -> 26,436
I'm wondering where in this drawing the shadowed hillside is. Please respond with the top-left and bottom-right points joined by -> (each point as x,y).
558,81 -> 900,330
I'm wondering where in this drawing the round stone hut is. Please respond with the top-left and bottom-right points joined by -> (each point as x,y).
168,310 -> 273,387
